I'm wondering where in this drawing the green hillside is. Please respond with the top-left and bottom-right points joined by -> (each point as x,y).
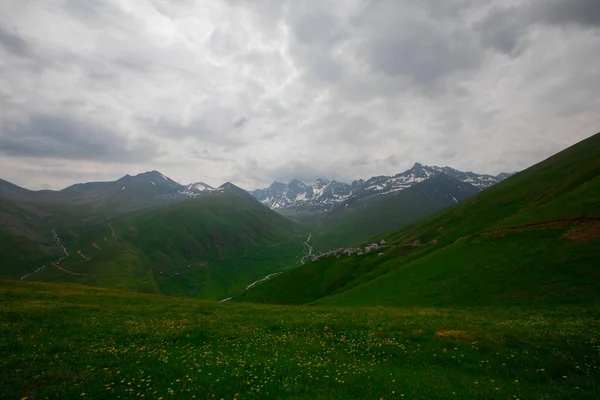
0,195 -> 102,279
239,132 -> 600,306
11,184 -> 305,299
309,174 -> 480,251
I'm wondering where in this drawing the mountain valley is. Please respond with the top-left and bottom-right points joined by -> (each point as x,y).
1,161 -> 510,297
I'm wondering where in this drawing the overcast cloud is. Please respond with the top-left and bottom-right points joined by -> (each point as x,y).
0,0 -> 598,190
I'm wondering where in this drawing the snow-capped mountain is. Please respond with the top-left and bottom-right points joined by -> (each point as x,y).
181,182 -> 215,197
250,163 -> 514,213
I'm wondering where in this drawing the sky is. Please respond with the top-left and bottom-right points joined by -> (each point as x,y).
0,0 -> 599,190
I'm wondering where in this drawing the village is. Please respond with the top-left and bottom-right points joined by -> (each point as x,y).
301,239 -> 386,264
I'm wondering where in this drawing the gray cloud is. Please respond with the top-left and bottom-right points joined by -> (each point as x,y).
0,27 -> 32,57
475,0 -> 600,56
474,5 -> 530,56
233,116 -> 249,129
539,0 -> 600,28
0,0 -> 598,190
0,114 -> 157,162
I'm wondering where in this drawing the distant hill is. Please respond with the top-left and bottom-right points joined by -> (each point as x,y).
0,170 -> 216,213
238,132 -> 600,307
8,183 -> 303,299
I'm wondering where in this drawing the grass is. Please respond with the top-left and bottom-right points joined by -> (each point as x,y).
1,280 -> 599,399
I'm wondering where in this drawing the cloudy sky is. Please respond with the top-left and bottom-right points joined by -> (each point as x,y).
0,0 -> 599,190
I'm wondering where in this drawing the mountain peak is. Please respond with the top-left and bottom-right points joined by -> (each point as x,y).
412,162 -> 423,169
268,181 -> 286,190
218,182 -> 247,192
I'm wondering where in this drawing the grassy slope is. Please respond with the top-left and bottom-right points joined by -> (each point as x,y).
0,197 -> 54,278
0,196 -> 98,279
2,280 -> 599,400
309,174 -> 480,251
240,132 -> 600,307
27,186 -> 304,299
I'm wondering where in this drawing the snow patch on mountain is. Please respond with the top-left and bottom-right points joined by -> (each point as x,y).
181,182 -> 215,197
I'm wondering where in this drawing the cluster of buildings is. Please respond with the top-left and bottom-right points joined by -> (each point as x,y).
301,239 -> 386,263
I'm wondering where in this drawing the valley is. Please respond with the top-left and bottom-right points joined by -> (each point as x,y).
1,162 -> 498,298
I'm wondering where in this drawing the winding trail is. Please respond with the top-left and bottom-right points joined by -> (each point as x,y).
245,272 -> 283,291
52,229 -> 69,258
21,228 -> 69,280
303,233 -> 313,257
108,224 -> 118,238
77,250 -> 91,261
51,262 -> 93,276
20,265 -> 46,281
220,297 -> 232,303
21,225 -> 131,280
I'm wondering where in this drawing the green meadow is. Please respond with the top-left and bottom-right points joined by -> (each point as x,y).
1,280 -> 599,399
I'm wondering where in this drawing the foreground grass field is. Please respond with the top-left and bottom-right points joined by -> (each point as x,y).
1,280 -> 599,399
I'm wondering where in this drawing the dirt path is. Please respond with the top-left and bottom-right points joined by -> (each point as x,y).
52,229 -> 69,258
24,228 -> 126,279
77,250 -> 91,261
51,262 -> 94,276
246,272 -> 283,291
108,224 -> 118,238
303,234 -> 313,257
20,265 -> 46,281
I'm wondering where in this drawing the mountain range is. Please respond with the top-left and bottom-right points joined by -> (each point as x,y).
0,170 -> 216,213
0,161 -> 514,297
250,163 -> 513,214
1,131 -> 599,306
0,164 -> 512,216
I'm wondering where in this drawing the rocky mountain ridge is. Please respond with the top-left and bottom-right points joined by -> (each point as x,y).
249,163 -> 513,213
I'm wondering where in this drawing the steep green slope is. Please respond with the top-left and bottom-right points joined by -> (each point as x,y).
25,184 -> 304,298
239,132 -> 600,306
310,174 -> 479,250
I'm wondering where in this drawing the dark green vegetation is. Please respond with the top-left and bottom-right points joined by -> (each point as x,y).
2,280 -> 599,399
308,174 -> 479,250
240,132 -> 600,306
2,184 -> 303,299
